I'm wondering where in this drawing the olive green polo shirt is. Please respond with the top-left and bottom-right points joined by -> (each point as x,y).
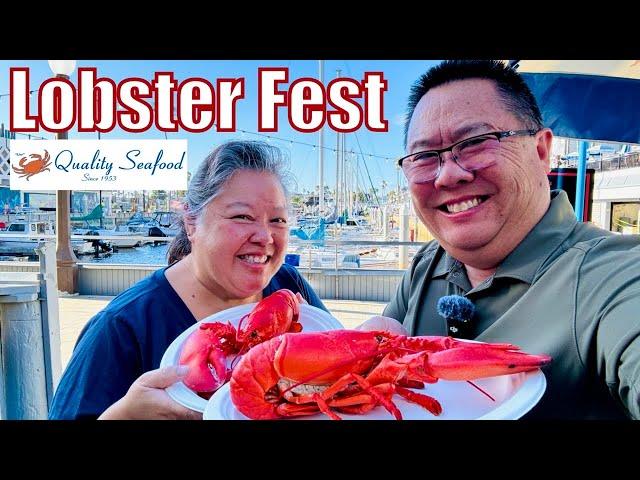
384,190 -> 640,419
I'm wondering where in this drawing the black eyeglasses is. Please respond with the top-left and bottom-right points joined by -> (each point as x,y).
398,129 -> 539,183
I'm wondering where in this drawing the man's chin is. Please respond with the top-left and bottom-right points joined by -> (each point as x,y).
439,232 -> 494,253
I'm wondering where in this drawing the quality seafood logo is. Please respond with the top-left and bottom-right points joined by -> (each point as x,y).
11,150 -> 52,180
10,139 -> 188,191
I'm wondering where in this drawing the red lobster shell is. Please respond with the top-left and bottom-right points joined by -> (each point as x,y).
229,330 -> 552,419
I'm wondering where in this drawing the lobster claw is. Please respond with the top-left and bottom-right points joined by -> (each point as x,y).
236,289 -> 301,349
178,322 -> 238,395
424,346 -> 552,381
181,344 -> 228,394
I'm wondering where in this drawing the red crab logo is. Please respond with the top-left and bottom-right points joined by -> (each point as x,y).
12,150 -> 52,180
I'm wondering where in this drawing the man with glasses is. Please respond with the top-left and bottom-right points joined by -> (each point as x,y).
357,60 -> 640,419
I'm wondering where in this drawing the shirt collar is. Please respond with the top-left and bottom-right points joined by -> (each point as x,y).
494,190 -> 577,283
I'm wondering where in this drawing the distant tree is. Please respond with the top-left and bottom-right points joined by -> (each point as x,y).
291,194 -> 304,207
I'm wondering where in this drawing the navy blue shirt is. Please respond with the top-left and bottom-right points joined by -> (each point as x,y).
49,264 -> 327,419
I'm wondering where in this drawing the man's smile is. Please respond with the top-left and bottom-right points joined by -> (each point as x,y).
437,195 -> 490,214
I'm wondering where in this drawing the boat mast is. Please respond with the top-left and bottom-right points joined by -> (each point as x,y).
318,60 -> 325,216
343,128 -> 348,219
335,68 -> 342,225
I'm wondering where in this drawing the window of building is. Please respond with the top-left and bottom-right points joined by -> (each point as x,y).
611,202 -> 640,234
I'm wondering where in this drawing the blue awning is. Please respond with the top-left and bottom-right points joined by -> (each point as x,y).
522,72 -> 640,144
515,60 -> 640,144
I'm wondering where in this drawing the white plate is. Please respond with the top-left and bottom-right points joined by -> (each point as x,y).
203,369 -> 547,420
161,303 -> 344,413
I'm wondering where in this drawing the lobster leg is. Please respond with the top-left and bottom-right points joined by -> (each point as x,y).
329,385 -> 394,415
312,387 -> 395,420
276,402 -> 326,417
276,378 -> 375,419
312,394 -> 342,420
395,386 -> 443,416
286,372 -> 404,420
339,374 -> 402,419
366,351 -> 438,385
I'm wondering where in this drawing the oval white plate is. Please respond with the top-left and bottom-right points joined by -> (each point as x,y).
161,303 -> 343,413
203,369 -> 547,420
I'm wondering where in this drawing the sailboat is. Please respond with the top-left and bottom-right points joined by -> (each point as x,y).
71,205 -> 142,248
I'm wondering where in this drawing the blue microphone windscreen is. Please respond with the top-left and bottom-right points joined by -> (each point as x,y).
436,295 -> 475,322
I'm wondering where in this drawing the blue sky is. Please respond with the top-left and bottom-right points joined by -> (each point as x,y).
0,59 -> 440,193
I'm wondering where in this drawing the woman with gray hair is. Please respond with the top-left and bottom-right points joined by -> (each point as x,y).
49,140 -> 326,420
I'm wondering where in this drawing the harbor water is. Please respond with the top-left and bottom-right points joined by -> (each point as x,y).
81,243 -> 170,265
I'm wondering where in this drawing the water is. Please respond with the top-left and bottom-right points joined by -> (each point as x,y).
80,243 -> 169,265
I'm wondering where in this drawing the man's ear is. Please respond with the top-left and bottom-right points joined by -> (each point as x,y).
536,128 -> 554,174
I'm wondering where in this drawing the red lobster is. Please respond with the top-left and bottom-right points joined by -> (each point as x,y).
178,289 -> 301,397
229,330 -> 552,420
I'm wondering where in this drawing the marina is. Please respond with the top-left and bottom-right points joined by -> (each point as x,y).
0,185 -> 433,270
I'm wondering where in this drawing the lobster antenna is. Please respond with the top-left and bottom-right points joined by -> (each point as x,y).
236,315 -> 248,339
467,381 -> 495,402
229,353 -> 242,370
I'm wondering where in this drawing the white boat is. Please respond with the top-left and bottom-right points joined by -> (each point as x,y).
0,219 -> 95,257
73,225 -> 142,249
110,225 -> 145,248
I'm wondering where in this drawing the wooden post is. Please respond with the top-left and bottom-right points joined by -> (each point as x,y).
36,241 -> 62,406
55,115 -> 78,294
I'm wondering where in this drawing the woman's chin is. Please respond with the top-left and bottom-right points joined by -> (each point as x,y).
228,260 -> 280,298
231,275 -> 268,298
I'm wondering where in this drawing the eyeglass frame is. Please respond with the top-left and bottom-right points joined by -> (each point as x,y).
397,129 -> 540,180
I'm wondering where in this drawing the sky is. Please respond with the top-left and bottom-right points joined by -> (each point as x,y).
0,59 -> 441,194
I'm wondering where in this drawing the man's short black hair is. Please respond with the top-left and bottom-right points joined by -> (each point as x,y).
404,60 -> 543,148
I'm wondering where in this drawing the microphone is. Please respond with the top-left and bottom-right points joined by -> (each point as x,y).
436,295 -> 475,338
